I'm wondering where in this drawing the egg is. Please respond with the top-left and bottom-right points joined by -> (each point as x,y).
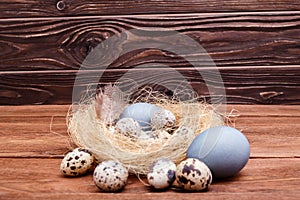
186,126 -> 250,178
147,158 -> 176,190
151,109 -> 176,130
93,160 -> 129,192
115,117 -> 142,139
138,130 -> 160,139
175,158 -> 212,191
60,148 -> 94,176
157,130 -> 171,140
120,103 -> 159,131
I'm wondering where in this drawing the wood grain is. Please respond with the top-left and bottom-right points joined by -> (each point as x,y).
0,105 -> 299,198
1,104 -> 299,117
1,0 -> 300,18
1,158 -> 299,199
0,105 -> 299,158
1,0 -> 300,198
1,66 -> 299,105
1,13 -> 300,71
1,12 -> 300,105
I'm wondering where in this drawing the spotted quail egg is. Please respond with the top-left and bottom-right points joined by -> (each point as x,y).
139,130 -> 171,141
151,109 -> 176,130
147,158 -> 176,190
93,160 -> 129,192
175,158 -> 212,191
156,130 -> 171,140
60,148 -> 94,176
138,130 -> 159,140
115,117 -> 142,139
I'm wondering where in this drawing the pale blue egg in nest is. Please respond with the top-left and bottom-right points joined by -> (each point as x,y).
120,102 -> 160,131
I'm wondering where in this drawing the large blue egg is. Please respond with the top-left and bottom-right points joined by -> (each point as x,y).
120,103 -> 159,131
187,126 -> 250,178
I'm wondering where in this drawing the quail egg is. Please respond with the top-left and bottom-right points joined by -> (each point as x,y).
138,130 -> 159,140
151,109 -> 176,130
93,160 -> 129,192
147,158 -> 176,190
115,117 -> 142,139
176,158 -> 212,191
60,148 -> 94,176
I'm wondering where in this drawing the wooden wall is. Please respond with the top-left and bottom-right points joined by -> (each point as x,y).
0,0 -> 300,105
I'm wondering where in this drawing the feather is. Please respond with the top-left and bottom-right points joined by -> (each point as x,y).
95,84 -> 127,125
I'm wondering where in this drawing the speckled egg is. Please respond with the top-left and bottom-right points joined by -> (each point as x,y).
115,117 -> 142,138
175,158 -> 212,191
186,126 -> 250,178
151,109 -> 176,130
138,130 -> 159,140
93,160 -> 129,192
156,130 -> 171,140
60,148 -> 94,176
120,103 -> 159,131
147,158 -> 176,190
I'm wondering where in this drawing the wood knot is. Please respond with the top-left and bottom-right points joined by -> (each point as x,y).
259,91 -> 284,100
56,1 -> 66,11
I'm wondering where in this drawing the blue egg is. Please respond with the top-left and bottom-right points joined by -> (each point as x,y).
120,103 -> 159,131
187,126 -> 250,178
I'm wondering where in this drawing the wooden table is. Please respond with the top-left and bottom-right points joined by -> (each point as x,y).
0,105 -> 299,199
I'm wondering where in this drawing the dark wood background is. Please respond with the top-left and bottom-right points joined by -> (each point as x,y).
1,0 -> 300,105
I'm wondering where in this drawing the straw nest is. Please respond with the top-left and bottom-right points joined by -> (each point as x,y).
67,85 -> 224,175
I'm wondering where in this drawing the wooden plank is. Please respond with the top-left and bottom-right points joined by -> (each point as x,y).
228,104 -> 300,117
1,66 -> 300,105
1,158 -> 299,199
1,104 -> 299,117
27,192 -> 300,200
0,117 -> 298,158
1,0 -> 300,18
233,116 -> 300,158
0,105 -> 299,158
0,105 -> 70,117
1,13 -> 300,71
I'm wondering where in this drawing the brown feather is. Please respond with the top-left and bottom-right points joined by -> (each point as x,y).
95,84 -> 127,125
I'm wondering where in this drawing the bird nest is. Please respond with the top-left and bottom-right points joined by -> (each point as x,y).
66,84 -> 224,175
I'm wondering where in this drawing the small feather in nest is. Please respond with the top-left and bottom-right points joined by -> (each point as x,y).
95,84 -> 127,125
